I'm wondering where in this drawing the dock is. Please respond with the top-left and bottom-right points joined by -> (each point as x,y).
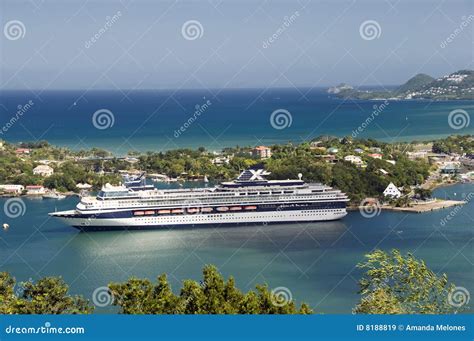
381,200 -> 466,213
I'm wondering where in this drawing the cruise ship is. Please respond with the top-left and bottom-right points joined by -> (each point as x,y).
49,169 -> 349,231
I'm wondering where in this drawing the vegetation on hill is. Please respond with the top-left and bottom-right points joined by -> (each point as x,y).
394,73 -> 435,94
0,250 -> 466,314
329,69 -> 474,100
4,135 -> 473,201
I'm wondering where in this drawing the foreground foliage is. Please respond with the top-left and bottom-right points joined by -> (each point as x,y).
109,265 -> 312,314
0,273 -> 93,314
354,249 -> 464,314
0,250 -> 466,315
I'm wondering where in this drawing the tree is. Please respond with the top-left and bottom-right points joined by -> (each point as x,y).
414,187 -> 432,200
109,265 -> 312,314
354,249 -> 464,314
0,272 -> 93,314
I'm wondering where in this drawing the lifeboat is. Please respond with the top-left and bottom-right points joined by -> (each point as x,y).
244,206 -> 257,210
172,209 -> 184,214
134,211 -> 145,216
187,208 -> 200,214
229,206 -> 242,211
158,209 -> 171,214
201,207 -> 213,213
216,207 -> 229,212
145,210 -> 155,215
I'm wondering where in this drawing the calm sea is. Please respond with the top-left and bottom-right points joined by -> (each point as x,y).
1,89 -> 473,154
0,183 -> 472,313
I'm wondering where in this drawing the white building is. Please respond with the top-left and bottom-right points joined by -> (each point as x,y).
33,165 -> 54,177
76,183 -> 93,190
252,146 -> 272,159
0,184 -> 24,194
383,182 -> 401,198
344,155 -> 364,167
26,185 -> 46,195
211,156 -> 231,165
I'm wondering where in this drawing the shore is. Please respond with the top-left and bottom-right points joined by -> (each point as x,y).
380,199 -> 465,213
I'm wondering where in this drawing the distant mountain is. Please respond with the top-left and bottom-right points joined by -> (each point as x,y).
329,70 -> 474,100
395,73 -> 434,95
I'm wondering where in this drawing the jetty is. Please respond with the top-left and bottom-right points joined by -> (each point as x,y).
381,199 -> 466,213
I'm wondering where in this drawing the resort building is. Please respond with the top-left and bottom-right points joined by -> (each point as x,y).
368,153 -> 383,160
15,148 -> 30,155
344,155 -> 364,167
252,146 -> 272,159
211,156 -> 231,165
383,182 -> 402,198
0,184 -> 25,194
26,185 -> 46,195
440,163 -> 461,175
76,183 -> 93,190
33,165 -> 54,177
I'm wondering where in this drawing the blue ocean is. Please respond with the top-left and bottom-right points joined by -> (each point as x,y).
0,183 -> 472,314
1,89 -> 473,154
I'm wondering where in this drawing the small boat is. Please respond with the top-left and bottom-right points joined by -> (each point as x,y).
204,175 -> 209,183
158,209 -> 171,214
216,207 -> 229,212
134,211 -> 145,216
187,208 -> 200,214
201,207 -> 213,213
172,209 -> 184,214
144,210 -> 155,215
2,223 -> 9,230
244,206 -> 257,210
229,206 -> 242,211
43,192 -> 66,200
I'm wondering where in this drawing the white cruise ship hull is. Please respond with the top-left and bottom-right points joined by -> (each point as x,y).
53,208 -> 347,231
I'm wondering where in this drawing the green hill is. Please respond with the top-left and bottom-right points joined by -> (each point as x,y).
395,73 -> 434,94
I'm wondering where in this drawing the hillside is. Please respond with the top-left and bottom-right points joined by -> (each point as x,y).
395,73 -> 435,94
329,70 -> 474,100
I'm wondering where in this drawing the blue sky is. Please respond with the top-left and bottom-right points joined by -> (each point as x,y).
1,0 -> 473,90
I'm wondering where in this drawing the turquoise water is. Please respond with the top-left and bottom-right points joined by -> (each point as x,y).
1,89 -> 473,154
0,183 -> 472,313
